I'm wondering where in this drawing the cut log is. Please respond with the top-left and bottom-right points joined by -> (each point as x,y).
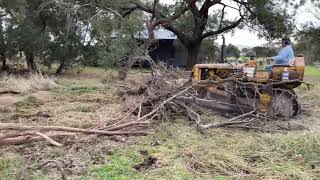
0,123 -> 149,136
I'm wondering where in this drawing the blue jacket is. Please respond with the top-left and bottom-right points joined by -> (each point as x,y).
272,45 -> 294,65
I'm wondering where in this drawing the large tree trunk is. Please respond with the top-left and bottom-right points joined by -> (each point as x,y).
186,43 -> 201,70
56,60 -> 65,74
26,52 -> 37,72
220,35 -> 226,63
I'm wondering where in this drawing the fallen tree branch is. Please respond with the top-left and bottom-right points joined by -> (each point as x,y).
0,133 -> 75,146
199,110 -> 256,129
34,132 -> 62,147
0,123 -> 149,136
104,121 -> 150,131
175,101 -> 204,125
0,131 -> 36,140
136,83 -> 196,121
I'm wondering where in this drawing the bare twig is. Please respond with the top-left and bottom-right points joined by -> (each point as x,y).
138,104 -> 142,119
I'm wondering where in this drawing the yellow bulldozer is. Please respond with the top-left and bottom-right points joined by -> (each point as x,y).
190,55 -> 305,117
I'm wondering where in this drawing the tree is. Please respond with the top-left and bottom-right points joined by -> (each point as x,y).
38,0 -> 143,74
241,48 -> 249,53
0,14 -> 7,70
201,38 -> 219,63
226,44 -> 240,58
252,46 -> 277,57
295,28 -> 320,64
0,0 -> 24,71
0,0 -> 52,72
295,0 -> 320,64
121,0 -> 295,69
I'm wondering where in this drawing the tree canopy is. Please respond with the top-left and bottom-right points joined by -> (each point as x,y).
0,0 -> 317,72
226,44 -> 240,58
121,0 -> 296,68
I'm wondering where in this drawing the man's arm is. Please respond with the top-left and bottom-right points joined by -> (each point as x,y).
272,48 -> 288,64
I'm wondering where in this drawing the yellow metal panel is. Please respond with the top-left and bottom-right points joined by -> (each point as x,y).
272,66 -> 304,81
193,66 -> 201,81
259,93 -> 272,112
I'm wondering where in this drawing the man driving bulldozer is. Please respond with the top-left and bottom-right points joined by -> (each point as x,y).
265,37 -> 295,72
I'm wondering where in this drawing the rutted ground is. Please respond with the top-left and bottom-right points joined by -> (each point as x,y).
0,68 -> 320,179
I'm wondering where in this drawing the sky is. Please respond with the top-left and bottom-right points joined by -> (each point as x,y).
159,0 -> 319,47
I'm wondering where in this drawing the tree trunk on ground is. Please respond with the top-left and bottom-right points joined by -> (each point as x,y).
56,60 -> 65,74
186,43 -> 201,70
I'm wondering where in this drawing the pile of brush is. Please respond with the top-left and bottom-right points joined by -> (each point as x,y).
111,60 -> 299,134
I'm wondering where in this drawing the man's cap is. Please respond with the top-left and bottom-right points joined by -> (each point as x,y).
282,37 -> 291,44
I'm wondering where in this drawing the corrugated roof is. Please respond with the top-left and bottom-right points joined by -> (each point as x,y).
136,30 -> 177,39
111,29 -> 177,40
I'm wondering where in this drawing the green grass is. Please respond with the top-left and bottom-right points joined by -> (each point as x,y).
54,79 -> 105,94
0,157 -> 52,180
305,66 -> 320,77
0,158 -> 15,180
85,121 -> 320,179
90,151 -> 143,180
69,86 -> 100,94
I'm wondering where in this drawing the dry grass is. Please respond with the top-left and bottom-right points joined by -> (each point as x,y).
0,72 -> 126,179
0,74 -> 58,92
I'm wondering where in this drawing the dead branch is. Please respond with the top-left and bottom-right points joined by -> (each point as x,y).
175,101 -> 204,125
34,132 -> 62,147
199,110 -> 256,129
138,104 -> 142,119
0,123 -> 148,136
136,83 -> 196,121
0,131 -> 37,140
104,121 -> 150,131
0,131 -> 63,146
0,133 -> 75,146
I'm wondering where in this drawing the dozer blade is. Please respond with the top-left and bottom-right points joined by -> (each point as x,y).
175,96 -> 254,113
177,89 -> 299,118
